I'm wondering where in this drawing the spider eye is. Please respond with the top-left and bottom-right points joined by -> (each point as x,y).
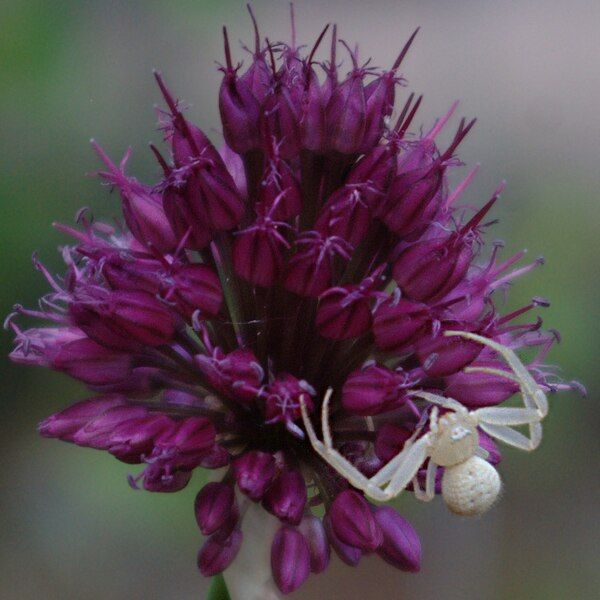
450,425 -> 471,441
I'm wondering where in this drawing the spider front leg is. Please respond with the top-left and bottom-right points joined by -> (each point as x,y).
408,390 -> 467,414
444,330 -> 548,450
300,390 -> 431,502
299,390 -> 390,502
444,330 -> 548,418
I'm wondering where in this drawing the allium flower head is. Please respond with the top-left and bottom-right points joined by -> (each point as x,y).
7,5 -> 584,596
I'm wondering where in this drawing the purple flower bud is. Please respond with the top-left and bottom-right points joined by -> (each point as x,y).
101,254 -> 162,295
416,323 -> 485,377
342,364 -> 409,416
300,67 -> 328,152
219,29 -> 261,154
197,528 -> 243,577
359,31 -> 419,152
328,490 -> 383,552
323,514 -> 361,566
263,374 -> 315,428
239,14 -> 270,103
9,326 -> 83,367
197,444 -> 231,469
186,163 -> 245,232
392,235 -> 473,303
232,216 -> 288,287
258,147 -> 302,221
373,298 -> 431,353
196,348 -> 263,402
38,396 -> 127,441
284,233 -> 351,298
374,506 -> 421,572
315,185 -> 372,247
346,144 -> 398,206
156,416 -> 216,463
375,423 -> 413,463
156,74 -> 245,232
445,359 -> 519,408
166,264 -> 223,319
233,450 -> 276,501
262,84 -> 302,160
262,469 -> 307,525
393,195 -> 498,303
70,290 -> 178,351
91,141 -> 178,253
72,404 -> 149,449
108,414 -> 176,463
380,117 -> 475,236
360,74 -> 396,152
298,515 -> 330,574
381,170 -> 444,237
52,337 -> 133,386
350,441 -> 386,476
271,526 -> 311,594
316,284 -> 372,341
162,185 -> 212,250
194,482 -> 236,536
325,58 -> 366,154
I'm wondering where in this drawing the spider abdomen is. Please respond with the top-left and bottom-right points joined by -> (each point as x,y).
441,456 -> 501,516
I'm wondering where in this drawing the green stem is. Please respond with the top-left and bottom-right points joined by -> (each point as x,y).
207,574 -> 231,600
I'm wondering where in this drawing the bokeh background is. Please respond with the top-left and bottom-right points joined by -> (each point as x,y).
1,1 -> 598,598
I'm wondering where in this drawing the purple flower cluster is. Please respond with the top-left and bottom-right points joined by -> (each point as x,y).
7,7 -> 580,595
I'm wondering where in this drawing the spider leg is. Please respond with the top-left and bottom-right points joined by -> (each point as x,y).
368,419 -> 428,488
475,445 -> 490,460
299,393 -> 390,502
472,406 -> 543,450
478,421 -> 542,451
473,406 -> 542,426
382,435 -> 431,497
409,390 -> 466,413
444,330 -> 548,418
412,458 -> 438,502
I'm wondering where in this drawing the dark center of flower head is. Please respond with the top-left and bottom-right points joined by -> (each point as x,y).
7,5 -> 583,596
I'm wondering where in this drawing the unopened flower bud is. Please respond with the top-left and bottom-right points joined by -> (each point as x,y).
446,359 -> 519,408
270,526 -> 311,594
298,515 -> 330,574
70,290 -> 178,351
342,364 -> 409,416
373,298 -> 431,353
328,490 -> 383,552
323,514 -> 361,567
52,338 -> 132,386
38,396 -> 127,441
194,482 -> 236,536
374,506 -> 421,572
262,469 -> 307,525
233,450 -> 276,501
197,528 -> 243,577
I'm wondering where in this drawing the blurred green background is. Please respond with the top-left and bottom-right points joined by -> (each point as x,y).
1,1 -> 598,598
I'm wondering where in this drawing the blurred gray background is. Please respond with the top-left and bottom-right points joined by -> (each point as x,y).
1,1 -> 598,598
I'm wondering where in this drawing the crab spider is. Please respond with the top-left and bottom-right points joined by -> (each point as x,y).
300,331 -> 548,516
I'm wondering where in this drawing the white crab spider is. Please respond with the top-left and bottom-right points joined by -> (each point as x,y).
300,330 -> 548,516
